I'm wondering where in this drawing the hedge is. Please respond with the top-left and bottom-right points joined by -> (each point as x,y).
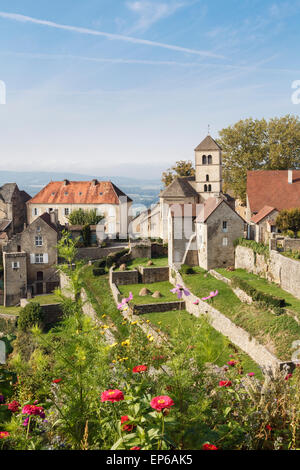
231,276 -> 285,311
92,267 -> 106,277
106,249 -> 130,269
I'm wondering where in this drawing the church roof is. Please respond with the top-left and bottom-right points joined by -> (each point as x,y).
247,170 -> 300,214
160,177 -> 198,198
194,135 -> 222,152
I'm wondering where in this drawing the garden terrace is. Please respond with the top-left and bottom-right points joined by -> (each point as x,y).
216,268 -> 300,322
114,256 -> 168,271
118,281 -> 176,305
141,310 -> 262,377
181,267 -> 300,361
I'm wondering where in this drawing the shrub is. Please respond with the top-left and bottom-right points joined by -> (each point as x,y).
92,267 -> 106,276
106,249 -> 130,269
231,276 -> 285,311
180,264 -> 195,275
81,224 -> 91,247
94,258 -> 106,269
284,230 -> 295,238
67,208 -> 104,226
233,238 -> 269,259
18,302 -> 44,331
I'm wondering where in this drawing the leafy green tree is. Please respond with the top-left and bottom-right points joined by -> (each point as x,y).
162,160 -> 195,187
218,115 -> 300,203
67,208 -> 104,226
275,208 -> 300,236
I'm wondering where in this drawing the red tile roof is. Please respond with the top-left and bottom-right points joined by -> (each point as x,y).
251,205 -> 276,224
247,170 -> 300,214
196,197 -> 224,222
27,180 -> 131,205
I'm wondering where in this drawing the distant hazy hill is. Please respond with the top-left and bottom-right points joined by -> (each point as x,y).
0,170 -> 161,209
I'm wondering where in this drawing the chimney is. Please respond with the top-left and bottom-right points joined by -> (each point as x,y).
50,209 -> 58,227
92,179 -> 98,186
288,169 -> 293,184
63,179 -> 69,186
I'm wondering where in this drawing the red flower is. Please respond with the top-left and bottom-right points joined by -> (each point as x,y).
150,395 -> 174,411
219,380 -> 232,387
266,424 -> 272,431
52,378 -> 62,384
0,431 -> 10,439
130,446 -> 141,450
132,365 -> 148,373
22,404 -> 45,419
121,415 -> 134,432
285,373 -> 293,381
202,443 -> 218,450
101,389 -> 124,403
7,400 -> 20,413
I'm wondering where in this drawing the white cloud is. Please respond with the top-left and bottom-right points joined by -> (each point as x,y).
0,11 -> 224,58
126,1 -> 185,32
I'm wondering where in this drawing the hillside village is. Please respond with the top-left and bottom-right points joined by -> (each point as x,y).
1,132 -> 300,451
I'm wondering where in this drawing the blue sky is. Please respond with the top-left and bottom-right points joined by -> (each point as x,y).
0,0 -> 300,178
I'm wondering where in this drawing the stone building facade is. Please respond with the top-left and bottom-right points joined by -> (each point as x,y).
2,212 -> 59,305
0,183 -> 31,247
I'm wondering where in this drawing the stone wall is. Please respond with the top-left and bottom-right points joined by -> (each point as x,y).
235,245 -> 300,300
133,301 -> 185,314
138,266 -> 169,283
169,265 -> 280,371
19,299 -> 63,327
283,238 -> 300,251
110,269 -> 139,286
76,246 -> 125,260
130,243 -> 151,259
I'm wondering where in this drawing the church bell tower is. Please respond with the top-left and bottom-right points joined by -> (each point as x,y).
194,135 -> 222,199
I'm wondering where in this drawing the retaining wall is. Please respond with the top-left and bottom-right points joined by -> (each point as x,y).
133,301 -> 185,314
110,269 -> 139,286
169,266 -> 280,371
138,266 -> 169,283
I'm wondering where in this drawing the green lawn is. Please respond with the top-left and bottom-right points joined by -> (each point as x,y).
216,268 -> 300,320
29,293 -> 61,305
0,306 -> 21,315
118,281 -> 175,304
182,269 -> 300,361
115,256 -> 169,271
141,310 -> 262,377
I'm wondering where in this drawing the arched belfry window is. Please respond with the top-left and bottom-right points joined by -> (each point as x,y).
208,155 -> 212,164
208,184 -> 212,192
204,184 -> 208,192
206,174 -> 209,182
202,155 -> 207,164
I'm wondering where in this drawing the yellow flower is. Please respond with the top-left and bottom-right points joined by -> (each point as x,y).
112,360 -> 116,364
131,321 -> 138,325
110,342 -> 118,348
102,314 -> 106,318
121,339 -> 130,347
147,335 -> 154,342
158,321 -> 161,325
146,320 -> 150,324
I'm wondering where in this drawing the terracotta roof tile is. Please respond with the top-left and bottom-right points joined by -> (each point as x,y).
28,180 -> 131,205
247,170 -> 300,214
251,205 -> 276,224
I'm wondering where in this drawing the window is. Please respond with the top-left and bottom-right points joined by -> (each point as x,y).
206,174 -> 209,182
208,184 -> 212,192
222,237 -> 228,246
208,155 -> 212,164
35,253 -> 44,264
202,155 -> 207,164
204,184 -> 208,192
37,271 -> 43,281
36,226 -> 41,232
12,261 -> 20,270
33,208 -> 38,216
64,192 -> 68,196
48,208 -> 53,213
64,208 -> 70,216
222,221 -> 228,232
35,235 -> 43,246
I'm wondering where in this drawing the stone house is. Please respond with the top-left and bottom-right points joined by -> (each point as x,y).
2,212 -> 59,306
0,183 -> 31,247
27,179 -> 132,238
168,199 -> 245,270
246,169 -> 300,242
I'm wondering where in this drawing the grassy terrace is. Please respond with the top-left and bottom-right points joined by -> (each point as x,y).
0,306 -> 21,315
29,293 -> 61,305
141,310 -> 262,377
115,256 -> 168,271
118,281 -> 175,304
216,268 -> 300,320
182,267 -> 300,361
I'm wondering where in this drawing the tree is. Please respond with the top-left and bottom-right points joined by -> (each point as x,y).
67,208 -> 104,226
18,302 -> 43,331
162,160 -> 195,187
275,208 -> 300,236
218,115 -> 300,203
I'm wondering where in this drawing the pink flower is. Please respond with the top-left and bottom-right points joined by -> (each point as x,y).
117,292 -> 133,310
170,284 -> 190,299
285,373 -> 293,381
101,389 -> 124,403
247,372 -> 255,377
130,446 -> 141,450
227,360 -> 237,367
193,299 -> 200,305
0,431 -> 9,439
202,290 -> 218,301
150,395 -> 174,411
22,404 -> 45,419
7,401 -> 20,413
